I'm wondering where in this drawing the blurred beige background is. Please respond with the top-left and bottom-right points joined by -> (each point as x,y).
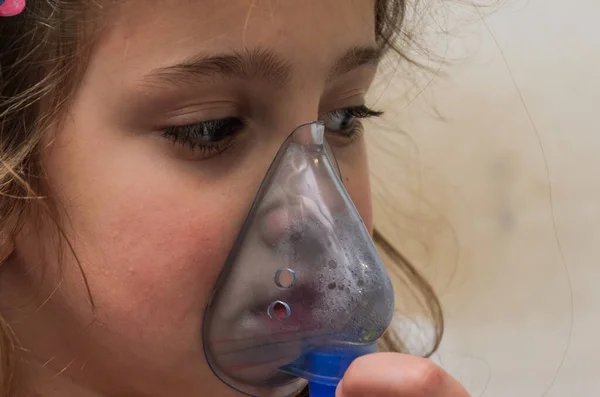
368,0 -> 599,395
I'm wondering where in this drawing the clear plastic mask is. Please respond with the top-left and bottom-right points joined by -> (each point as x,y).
203,121 -> 395,397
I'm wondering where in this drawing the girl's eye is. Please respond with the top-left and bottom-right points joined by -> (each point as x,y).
161,105 -> 383,159
323,105 -> 383,140
161,117 -> 247,158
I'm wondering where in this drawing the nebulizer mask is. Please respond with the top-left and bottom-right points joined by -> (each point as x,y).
203,121 -> 395,397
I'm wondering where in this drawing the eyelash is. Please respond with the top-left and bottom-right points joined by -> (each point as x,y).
161,105 -> 383,157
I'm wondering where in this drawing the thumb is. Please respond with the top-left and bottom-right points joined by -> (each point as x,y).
335,352 -> 468,397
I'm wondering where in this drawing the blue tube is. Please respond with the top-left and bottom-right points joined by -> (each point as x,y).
305,343 -> 377,397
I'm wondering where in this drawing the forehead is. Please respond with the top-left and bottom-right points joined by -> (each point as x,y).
93,0 -> 377,80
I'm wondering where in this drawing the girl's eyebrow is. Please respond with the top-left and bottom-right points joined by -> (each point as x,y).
144,48 -> 292,87
142,45 -> 382,87
327,45 -> 383,81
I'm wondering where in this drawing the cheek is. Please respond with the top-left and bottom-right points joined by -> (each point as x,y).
102,197 -> 229,301
73,192 -> 238,338
40,137 -> 256,340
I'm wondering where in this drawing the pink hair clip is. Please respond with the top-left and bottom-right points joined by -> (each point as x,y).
0,0 -> 25,17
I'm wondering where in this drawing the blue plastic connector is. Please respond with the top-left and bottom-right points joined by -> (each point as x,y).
304,343 -> 378,397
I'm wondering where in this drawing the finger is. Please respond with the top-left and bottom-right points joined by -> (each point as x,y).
336,352 -> 469,397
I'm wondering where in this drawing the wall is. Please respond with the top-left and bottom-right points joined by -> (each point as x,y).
368,1 -> 600,395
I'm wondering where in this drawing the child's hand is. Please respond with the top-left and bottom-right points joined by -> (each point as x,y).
337,353 -> 469,397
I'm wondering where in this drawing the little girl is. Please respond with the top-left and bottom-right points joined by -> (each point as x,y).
0,1 -> 469,396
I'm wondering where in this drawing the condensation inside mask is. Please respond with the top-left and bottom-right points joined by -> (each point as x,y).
203,122 -> 395,397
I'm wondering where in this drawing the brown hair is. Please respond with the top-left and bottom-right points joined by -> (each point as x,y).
0,1 -> 442,395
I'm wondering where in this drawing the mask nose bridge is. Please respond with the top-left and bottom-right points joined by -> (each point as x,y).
254,122 -> 328,245
250,121 -> 322,178
246,121 -> 341,211
256,121 -> 344,223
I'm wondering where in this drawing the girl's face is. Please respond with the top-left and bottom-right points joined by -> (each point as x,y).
3,1 -> 380,395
